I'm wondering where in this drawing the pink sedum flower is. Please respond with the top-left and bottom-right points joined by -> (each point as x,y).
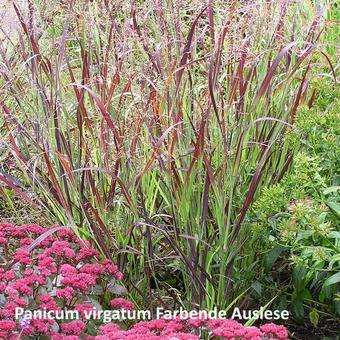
79,263 -> 106,275
60,264 -> 77,275
0,320 -> 16,338
13,248 -> 31,265
56,287 -> 75,300
74,303 -> 94,318
76,247 -> 99,261
260,323 -> 289,340
110,298 -> 135,311
61,320 -> 86,335
99,323 -> 122,334
45,240 -> 76,258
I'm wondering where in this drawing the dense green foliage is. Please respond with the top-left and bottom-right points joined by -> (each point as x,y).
251,81 -> 339,324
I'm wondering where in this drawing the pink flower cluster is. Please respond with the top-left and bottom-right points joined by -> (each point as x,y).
110,298 -> 135,311
0,223 -> 124,339
91,319 -> 288,340
0,224 -> 289,339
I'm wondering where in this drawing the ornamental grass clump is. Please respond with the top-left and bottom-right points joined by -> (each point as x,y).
0,0 -> 336,313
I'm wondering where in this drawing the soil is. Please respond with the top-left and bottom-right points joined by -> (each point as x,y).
287,318 -> 340,340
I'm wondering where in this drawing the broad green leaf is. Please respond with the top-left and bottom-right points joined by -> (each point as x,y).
293,266 -> 307,288
309,308 -> 319,327
319,288 -> 326,303
323,186 -> 340,195
327,200 -> 340,218
264,245 -> 287,273
328,231 -> 340,239
296,230 -> 313,241
335,300 -> 340,316
251,281 -> 262,296
300,287 -> 312,301
292,299 -> 304,322
323,272 -> 340,287
329,254 -> 340,269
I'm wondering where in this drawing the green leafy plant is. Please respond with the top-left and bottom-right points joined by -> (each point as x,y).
284,200 -> 339,323
252,79 -> 339,324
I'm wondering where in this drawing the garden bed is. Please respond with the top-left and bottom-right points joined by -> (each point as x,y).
0,223 -> 289,339
0,0 -> 339,339
287,318 -> 340,340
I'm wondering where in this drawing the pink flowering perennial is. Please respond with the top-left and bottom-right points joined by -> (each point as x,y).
0,224 -> 289,339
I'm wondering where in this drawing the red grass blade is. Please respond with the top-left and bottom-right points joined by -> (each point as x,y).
256,42 -> 297,100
